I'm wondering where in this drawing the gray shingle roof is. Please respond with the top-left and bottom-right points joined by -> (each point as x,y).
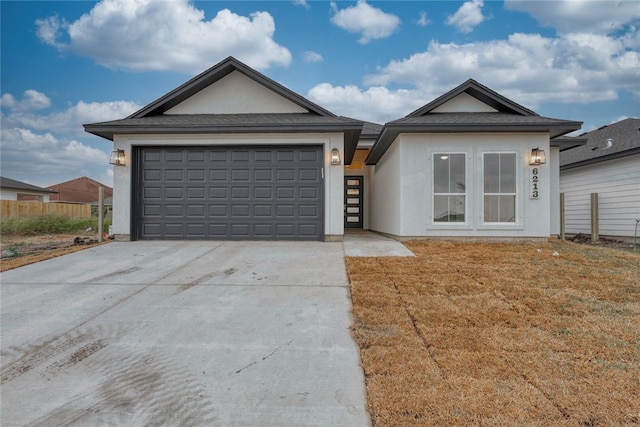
0,176 -> 55,193
366,113 -> 582,165
560,118 -> 640,169
128,56 -> 337,119
387,112 -> 578,128
365,79 -> 583,165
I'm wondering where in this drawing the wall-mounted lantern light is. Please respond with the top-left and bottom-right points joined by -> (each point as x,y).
529,148 -> 546,165
330,147 -> 341,165
110,149 -> 126,166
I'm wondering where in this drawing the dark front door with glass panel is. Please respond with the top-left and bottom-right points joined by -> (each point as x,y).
344,176 -> 363,228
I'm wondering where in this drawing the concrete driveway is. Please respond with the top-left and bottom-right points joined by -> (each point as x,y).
1,241 -> 371,426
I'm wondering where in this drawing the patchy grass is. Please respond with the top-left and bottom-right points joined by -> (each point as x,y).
0,215 -> 110,236
346,240 -> 640,426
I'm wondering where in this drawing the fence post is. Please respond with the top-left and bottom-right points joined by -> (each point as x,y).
559,192 -> 565,240
98,187 -> 104,243
591,193 -> 599,244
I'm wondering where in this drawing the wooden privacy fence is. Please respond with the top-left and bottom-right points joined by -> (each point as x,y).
0,201 -> 91,219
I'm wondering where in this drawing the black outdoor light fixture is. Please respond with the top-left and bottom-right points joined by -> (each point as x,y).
331,147 -> 341,165
110,149 -> 126,166
529,148 -> 546,165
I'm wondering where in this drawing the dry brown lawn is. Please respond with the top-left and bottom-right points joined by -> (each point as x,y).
346,240 -> 640,426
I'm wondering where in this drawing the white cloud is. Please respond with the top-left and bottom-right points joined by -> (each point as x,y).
2,92 -> 140,136
330,0 -> 400,44
292,0 -> 310,9
36,0 -> 291,74
505,0 -> 640,35
35,15 -> 67,49
446,0 -> 486,33
0,92 -> 139,186
417,11 -> 431,27
307,27 -> 640,123
364,31 -> 640,108
1,90 -> 51,112
308,83 -> 424,124
302,51 -> 323,63
0,127 -> 111,187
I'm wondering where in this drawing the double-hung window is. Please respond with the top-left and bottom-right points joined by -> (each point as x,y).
433,153 -> 466,223
483,152 -> 516,223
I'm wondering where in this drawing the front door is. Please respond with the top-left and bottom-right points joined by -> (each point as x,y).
344,176 -> 363,228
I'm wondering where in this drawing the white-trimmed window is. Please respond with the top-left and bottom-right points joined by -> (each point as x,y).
433,153 -> 466,223
483,152 -> 516,223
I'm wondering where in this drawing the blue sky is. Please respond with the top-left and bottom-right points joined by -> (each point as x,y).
1,0 -> 639,188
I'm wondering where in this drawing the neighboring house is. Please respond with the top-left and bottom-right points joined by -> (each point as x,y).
47,176 -> 113,204
0,176 -> 55,202
85,57 -> 582,241
560,118 -> 640,238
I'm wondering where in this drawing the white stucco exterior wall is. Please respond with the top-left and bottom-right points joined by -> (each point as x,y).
369,132 -> 553,238
110,133 -> 344,240
369,141 -> 402,235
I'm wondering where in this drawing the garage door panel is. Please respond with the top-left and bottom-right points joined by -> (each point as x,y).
299,169 -> 319,181
299,187 -> 319,200
187,151 -> 206,162
277,187 -> 295,199
165,187 -> 183,199
137,146 -> 323,240
254,187 -> 273,199
165,205 -> 183,217
166,151 -> 184,162
144,187 -> 162,199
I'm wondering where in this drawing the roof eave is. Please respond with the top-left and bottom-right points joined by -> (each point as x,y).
560,146 -> 640,171
365,121 -> 583,165
84,122 -> 362,143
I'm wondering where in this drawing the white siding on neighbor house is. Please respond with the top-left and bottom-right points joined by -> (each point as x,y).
0,189 -> 18,200
369,132 -> 554,238
369,141 -> 402,236
560,154 -> 640,237
111,133 -> 345,240
166,71 -> 309,115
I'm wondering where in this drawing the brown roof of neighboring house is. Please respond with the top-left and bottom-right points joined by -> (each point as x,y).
47,176 -> 113,203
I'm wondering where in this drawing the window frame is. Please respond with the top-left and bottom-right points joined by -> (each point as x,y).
430,151 -> 470,227
481,151 -> 519,226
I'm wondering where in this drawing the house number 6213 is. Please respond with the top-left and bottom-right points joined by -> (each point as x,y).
530,167 -> 540,199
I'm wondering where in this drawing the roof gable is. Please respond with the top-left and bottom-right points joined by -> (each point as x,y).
166,70 -> 309,115
408,79 -> 537,117
365,79 -> 583,165
430,92 -> 498,113
130,56 -> 335,118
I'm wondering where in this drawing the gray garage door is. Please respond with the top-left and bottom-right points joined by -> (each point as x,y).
134,146 -> 324,240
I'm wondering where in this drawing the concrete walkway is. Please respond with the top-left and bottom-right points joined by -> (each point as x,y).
343,230 -> 415,257
0,241 -> 372,426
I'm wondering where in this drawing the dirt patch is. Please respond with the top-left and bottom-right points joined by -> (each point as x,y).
347,240 -> 640,426
0,233 -> 110,272
569,233 -> 637,252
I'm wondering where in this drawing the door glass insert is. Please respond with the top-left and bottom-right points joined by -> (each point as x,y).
344,176 -> 364,228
